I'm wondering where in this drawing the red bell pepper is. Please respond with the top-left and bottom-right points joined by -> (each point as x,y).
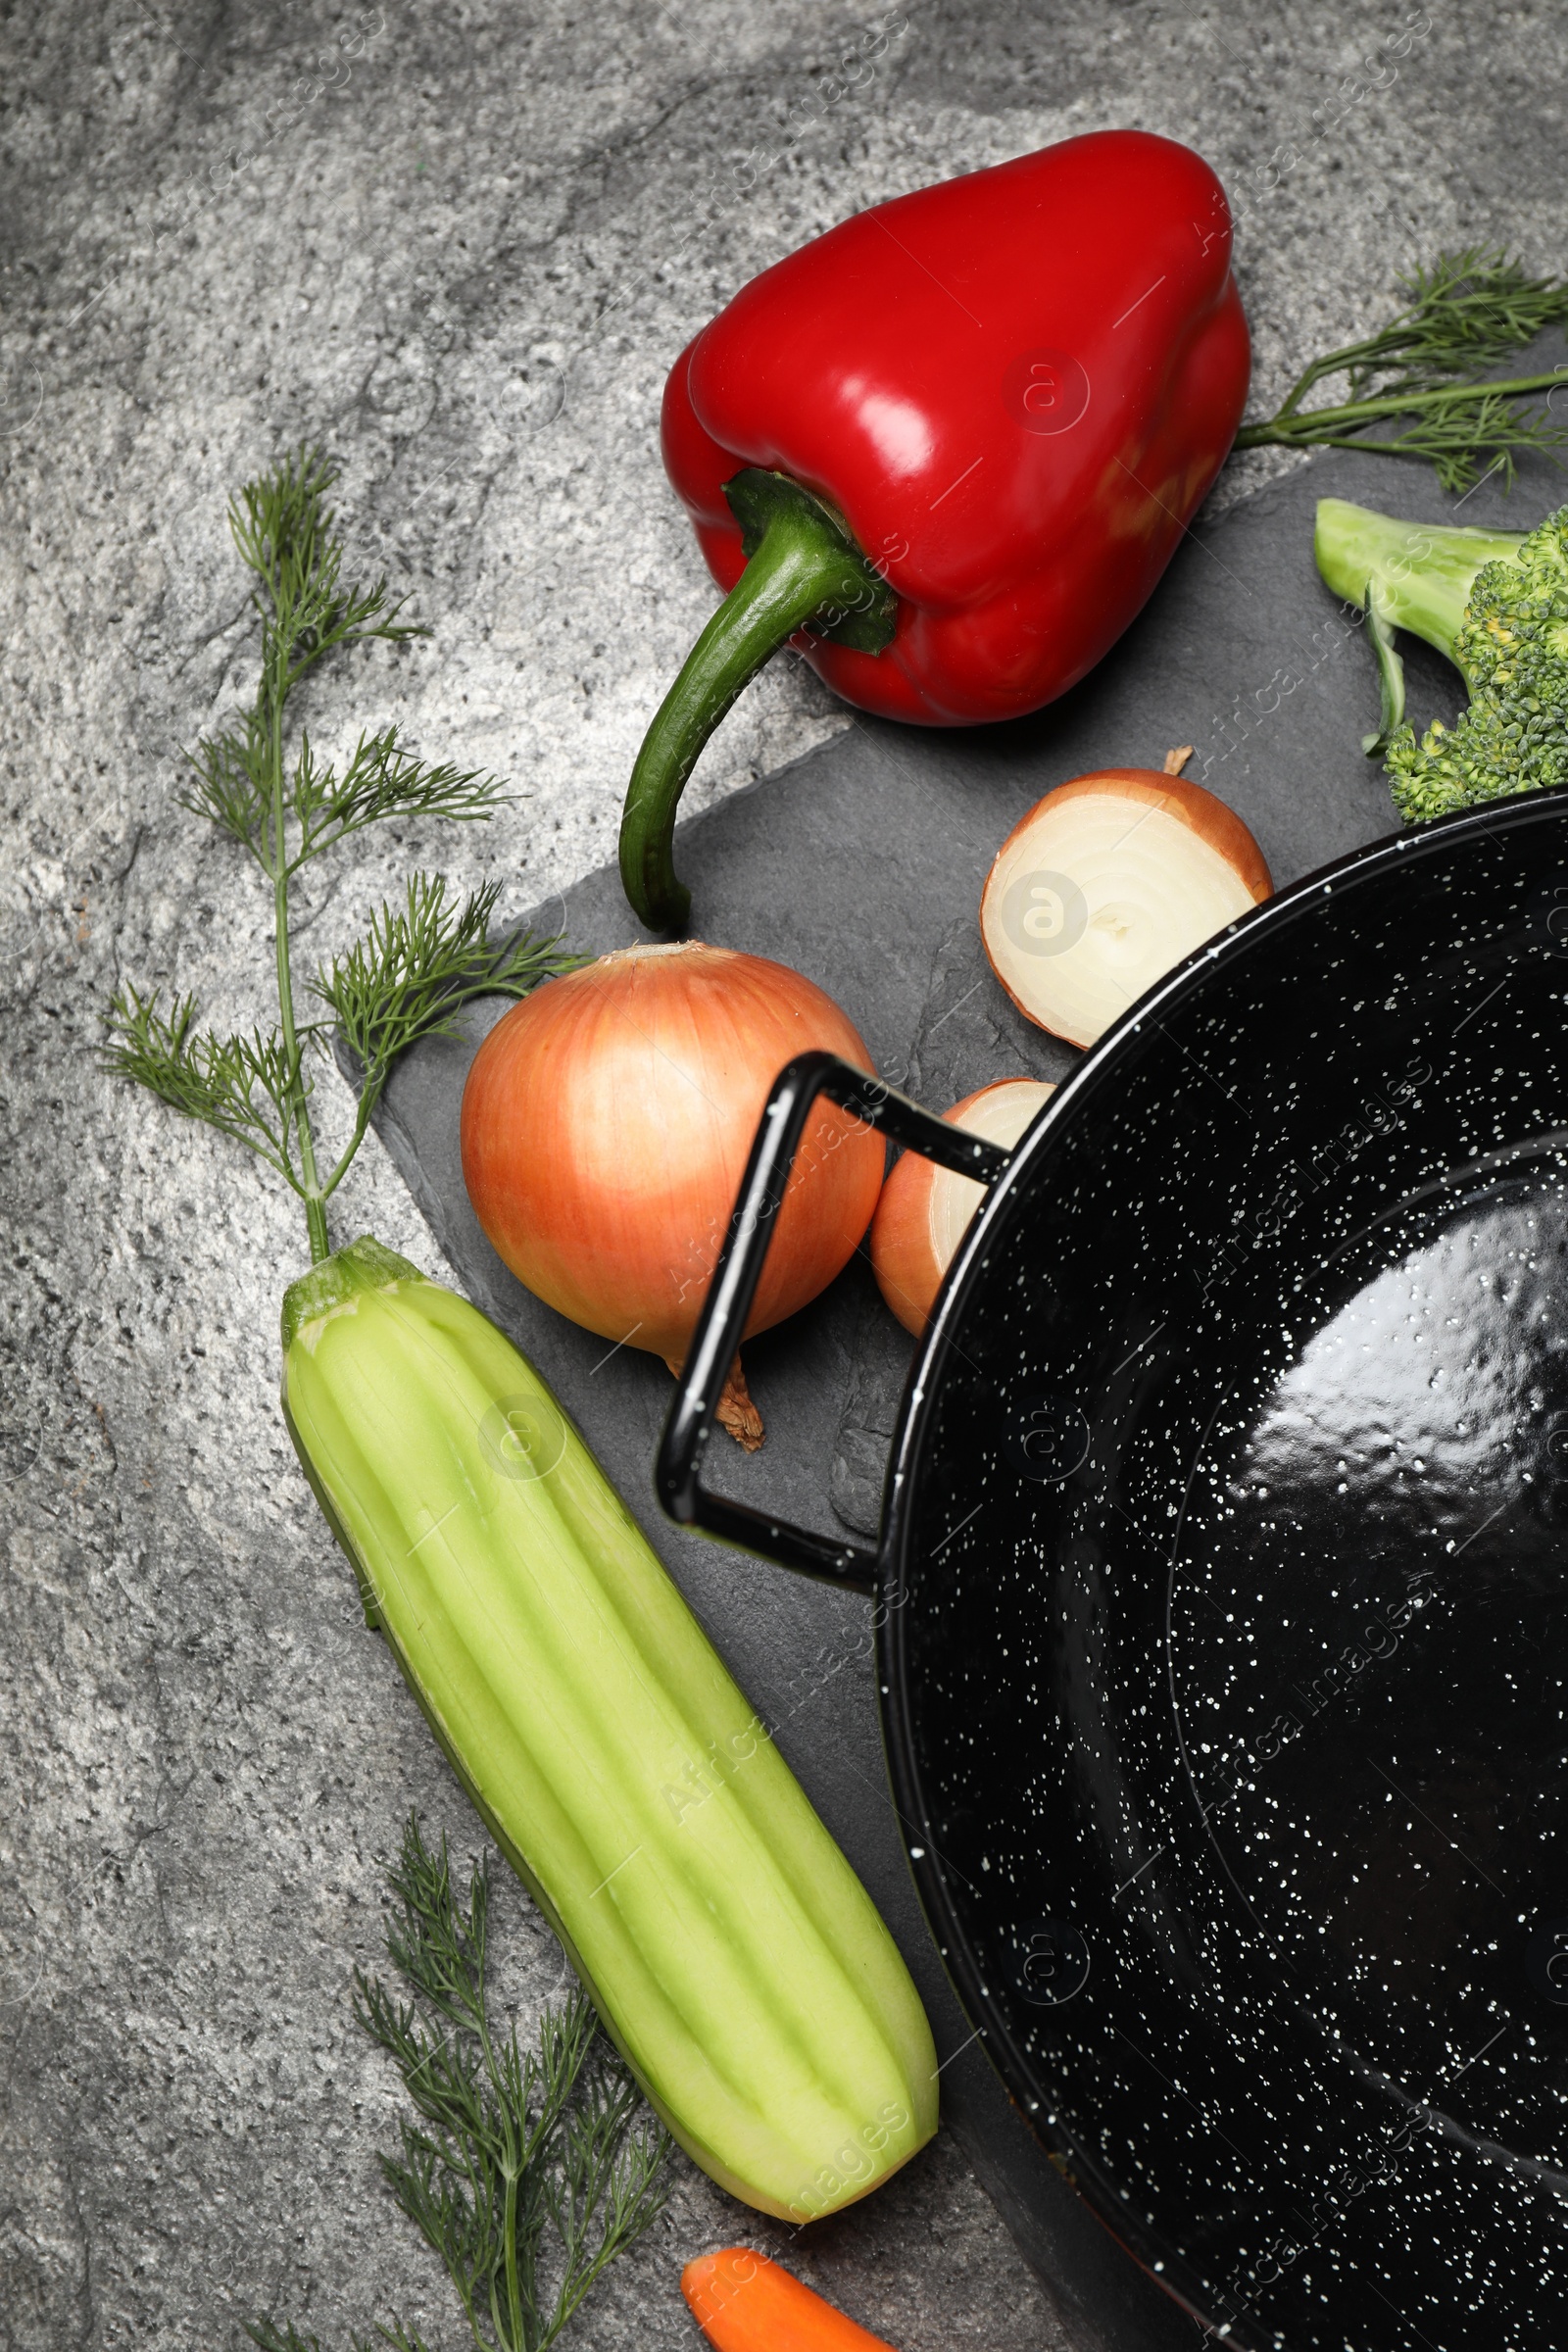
619,127 -> 1250,929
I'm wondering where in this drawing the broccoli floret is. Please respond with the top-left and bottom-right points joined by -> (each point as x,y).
1314,497 -> 1568,823
1386,508 -> 1568,819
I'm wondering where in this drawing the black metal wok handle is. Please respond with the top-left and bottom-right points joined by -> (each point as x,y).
657,1050 -> 1011,1592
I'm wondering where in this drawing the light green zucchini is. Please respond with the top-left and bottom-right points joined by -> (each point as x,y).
280,1234 -> 937,2221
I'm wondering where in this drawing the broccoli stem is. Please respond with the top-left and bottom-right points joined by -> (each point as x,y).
1313,499 -> 1528,752
1314,497 -> 1568,822
1314,500 -> 1527,662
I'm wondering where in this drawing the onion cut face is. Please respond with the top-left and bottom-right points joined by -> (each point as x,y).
460,942 -> 885,1447
980,767 -> 1271,1049
870,1078 -> 1054,1337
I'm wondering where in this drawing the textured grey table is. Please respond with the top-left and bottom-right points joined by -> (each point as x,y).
4,8 -> 1567,2351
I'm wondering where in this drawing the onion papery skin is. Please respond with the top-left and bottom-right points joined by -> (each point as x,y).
870,1078 -> 1054,1337
461,942 -> 885,1362
980,767 -> 1271,1050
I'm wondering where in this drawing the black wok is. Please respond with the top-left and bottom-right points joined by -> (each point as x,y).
662,788 -> 1568,2352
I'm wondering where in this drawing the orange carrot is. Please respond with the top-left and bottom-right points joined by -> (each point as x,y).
681,2247 -> 900,2352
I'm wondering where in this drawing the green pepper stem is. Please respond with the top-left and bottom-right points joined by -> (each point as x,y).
619,505 -> 880,932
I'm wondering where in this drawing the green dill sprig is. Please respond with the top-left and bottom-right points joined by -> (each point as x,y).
245,1817 -> 671,2352
316,876 -> 567,1087
105,449 -> 575,1263
1235,247 -> 1568,491
313,876 -> 579,1204
181,720 -> 511,870
103,987 -> 322,1186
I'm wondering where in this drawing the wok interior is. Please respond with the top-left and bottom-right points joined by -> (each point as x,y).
890,806 -> 1568,2349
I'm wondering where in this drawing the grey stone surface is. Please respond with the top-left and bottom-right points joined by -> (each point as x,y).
2,5 -> 1565,2349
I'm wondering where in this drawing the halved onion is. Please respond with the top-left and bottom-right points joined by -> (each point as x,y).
870,1078 -> 1054,1337
980,760 -> 1271,1049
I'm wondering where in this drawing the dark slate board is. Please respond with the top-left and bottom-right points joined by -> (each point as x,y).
352,431 -> 1558,2352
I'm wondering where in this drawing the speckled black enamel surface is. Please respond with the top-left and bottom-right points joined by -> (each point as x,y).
884,791 -> 1568,2350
